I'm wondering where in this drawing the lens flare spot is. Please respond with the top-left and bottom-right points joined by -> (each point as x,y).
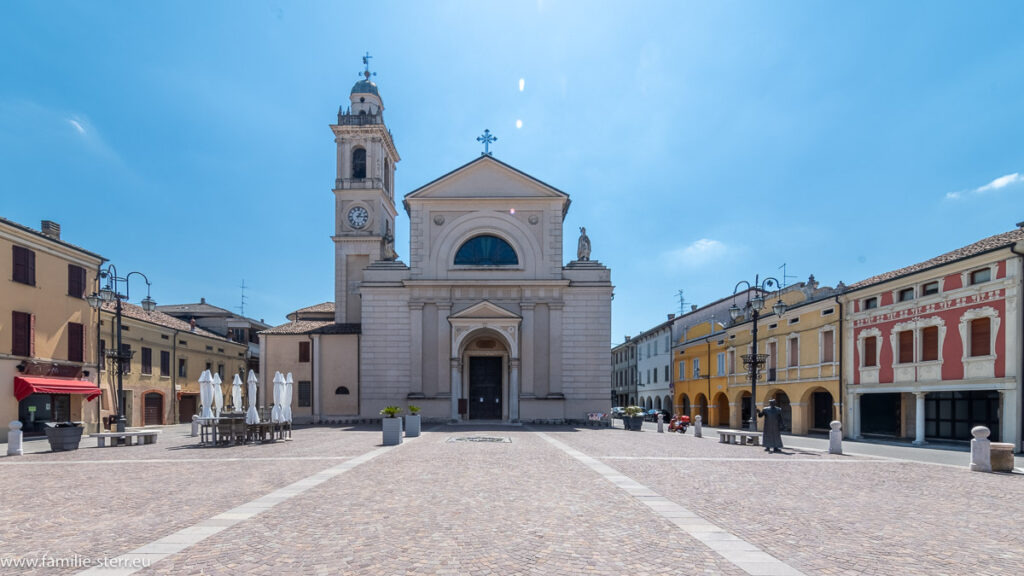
518,78 -> 525,92
509,208 -> 516,215
516,119 -> 523,129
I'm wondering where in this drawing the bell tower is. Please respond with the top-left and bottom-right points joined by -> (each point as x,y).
332,53 -> 401,324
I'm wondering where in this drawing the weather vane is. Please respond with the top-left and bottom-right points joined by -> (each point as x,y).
477,129 -> 497,155
360,51 -> 376,80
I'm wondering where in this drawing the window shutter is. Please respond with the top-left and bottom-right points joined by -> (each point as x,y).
921,327 -> 938,361
68,323 -> 84,362
30,313 -> 35,357
864,336 -> 876,367
898,331 -> 914,364
299,341 -> 310,362
27,249 -> 36,286
970,317 -> 991,357
789,338 -> 799,367
822,331 -> 834,363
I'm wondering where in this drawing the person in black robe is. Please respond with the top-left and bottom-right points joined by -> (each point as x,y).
758,398 -> 784,453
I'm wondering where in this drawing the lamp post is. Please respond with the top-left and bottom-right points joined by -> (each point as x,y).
86,265 -> 155,437
729,275 -> 787,433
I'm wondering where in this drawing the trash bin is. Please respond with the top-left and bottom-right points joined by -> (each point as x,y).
44,422 -> 84,452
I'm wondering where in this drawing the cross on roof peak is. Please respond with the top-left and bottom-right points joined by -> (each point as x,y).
477,129 -> 497,155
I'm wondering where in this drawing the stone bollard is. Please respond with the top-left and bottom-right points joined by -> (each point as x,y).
829,421 -> 843,455
7,421 -> 24,456
191,415 -> 200,437
694,415 -> 702,438
970,426 -> 992,472
657,413 -> 664,433
991,442 -> 1015,472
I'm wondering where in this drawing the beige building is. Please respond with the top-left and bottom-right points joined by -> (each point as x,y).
97,302 -> 248,427
262,67 -> 613,423
1,218 -> 104,442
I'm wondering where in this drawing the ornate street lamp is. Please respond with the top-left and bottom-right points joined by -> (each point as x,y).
730,274 -> 787,432
87,265 -> 155,438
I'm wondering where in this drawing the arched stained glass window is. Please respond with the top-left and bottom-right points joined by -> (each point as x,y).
454,235 -> 518,266
352,148 -> 366,179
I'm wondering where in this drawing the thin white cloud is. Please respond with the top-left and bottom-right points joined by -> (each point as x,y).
67,118 -> 86,135
662,238 -> 728,268
946,172 -> 1022,200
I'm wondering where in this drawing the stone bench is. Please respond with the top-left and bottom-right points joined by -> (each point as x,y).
92,430 -> 161,447
717,429 -> 763,446
991,442 -> 1015,472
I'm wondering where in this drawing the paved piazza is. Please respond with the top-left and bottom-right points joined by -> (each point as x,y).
1,424 -> 1021,575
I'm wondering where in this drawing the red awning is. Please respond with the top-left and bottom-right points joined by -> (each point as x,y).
14,376 -> 103,402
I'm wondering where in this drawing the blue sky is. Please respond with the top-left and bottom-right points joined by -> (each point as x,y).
2,1 -> 1023,342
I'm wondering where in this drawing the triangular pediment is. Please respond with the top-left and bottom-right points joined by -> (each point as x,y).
450,300 -> 521,320
404,155 -> 569,202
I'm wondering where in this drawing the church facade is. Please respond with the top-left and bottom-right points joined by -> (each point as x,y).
260,69 -> 613,423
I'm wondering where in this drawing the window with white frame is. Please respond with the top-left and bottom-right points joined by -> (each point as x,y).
717,352 -> 725,375
678,360 -> 686,380
693,358 -> 700,379
788,336 -> 799,367
821,330 -> 834,363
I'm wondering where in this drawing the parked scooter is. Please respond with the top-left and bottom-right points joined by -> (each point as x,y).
668,414 -> 690,434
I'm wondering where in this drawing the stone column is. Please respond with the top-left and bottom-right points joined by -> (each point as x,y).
851,392 -> 862,439
520,303 -> 535,396
509,358 -> 520,422
335,137 -> 344,182
312,334 -> 321,424
913,392 -> 927,445
450,358 -> 461,421
438,303 -> 452,394
409,302 -> 424,396
341,140 -> 351,181
548,302 -> 563,396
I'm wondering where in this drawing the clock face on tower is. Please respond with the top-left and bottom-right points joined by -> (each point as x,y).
347,206 -> 369,229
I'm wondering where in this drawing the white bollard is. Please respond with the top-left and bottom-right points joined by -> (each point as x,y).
191,415 -> 200,437
694,415 -> 702,438
829,421 -> 843,454
7,421 -> 24,456
970,426 -> 992,472
657,413 -> 664,433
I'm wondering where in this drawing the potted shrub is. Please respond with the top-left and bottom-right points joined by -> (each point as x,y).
405,404 -> 422,438
44,421 -> 84,451
380,406 -> 404,446
623,406 -> 645,431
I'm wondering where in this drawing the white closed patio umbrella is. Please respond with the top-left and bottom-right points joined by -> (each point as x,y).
271,371 -> 284,423
199,370 -> 213,419
231,374 -> 243,412
212,373 -> 224,418
283,372 -> 294,423
246,370 -> 260,425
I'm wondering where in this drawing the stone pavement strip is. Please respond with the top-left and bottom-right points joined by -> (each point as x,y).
535,430 -> 806,576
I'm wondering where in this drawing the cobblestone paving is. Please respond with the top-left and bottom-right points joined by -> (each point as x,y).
139,426 -> 746,576
548,427 -> 1024,576
0,426 -> 384,575
2,424 -> 1021,575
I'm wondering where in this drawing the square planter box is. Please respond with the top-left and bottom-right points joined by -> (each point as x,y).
624,416 -> 644,431
405,414 -> 421,437
44,423 -> 84,451
382,417 -> 403,446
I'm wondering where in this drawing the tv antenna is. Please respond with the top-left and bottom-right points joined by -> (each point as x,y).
777,263 -> 798,289
676,289 -> 691,316
237,280 -> 248,317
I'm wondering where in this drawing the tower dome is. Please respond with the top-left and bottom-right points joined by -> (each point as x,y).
349,70 -> 383,115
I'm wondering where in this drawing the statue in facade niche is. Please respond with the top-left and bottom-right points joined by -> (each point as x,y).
577,227 -> 591,261
382,220 -> 397,261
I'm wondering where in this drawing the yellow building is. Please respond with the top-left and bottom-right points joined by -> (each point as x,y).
674,278 -> 843,435
98,303 -> 248,427
1,218 -> 105,442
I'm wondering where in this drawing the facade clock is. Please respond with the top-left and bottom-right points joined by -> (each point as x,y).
347,206 -> 369,229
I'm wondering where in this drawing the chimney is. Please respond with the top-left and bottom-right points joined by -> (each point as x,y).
190,318 -> 196,332
624,335 -> 631,342
200,297 -> 206,304
667,314 -> 675,320
691,305 -> 698,312
40,220 -> 61,240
